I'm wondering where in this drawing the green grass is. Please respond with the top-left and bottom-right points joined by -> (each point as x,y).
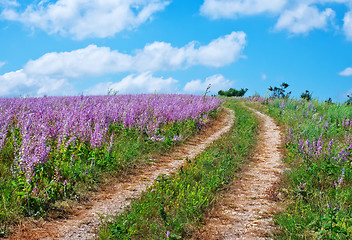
98,100 -> 259,239
0,117 -> 206,236
248,98 -> 352,239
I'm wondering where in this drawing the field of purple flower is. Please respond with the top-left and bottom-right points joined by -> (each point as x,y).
248,97 -> 352,239
0,94 -> 221,229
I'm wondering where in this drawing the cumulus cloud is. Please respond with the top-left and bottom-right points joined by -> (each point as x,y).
200,0 -> 287,19
201,0 -> 352,37
24,31 -> 246,78
85,72 -> 178,95
1,0 -> 169,39
128,31 -> 246,70
0,69 -> 76,97
24,45 -> 133,78
339,67 -> 352,76
343,11 -> 352,40
0,32 -> 246,96
0,0 -> 18,7
183,74 -> 233,94
275,4 -> 335,34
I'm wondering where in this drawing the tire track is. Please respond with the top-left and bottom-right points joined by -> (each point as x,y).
9,108 -> 234,240
194,107 -> 283,240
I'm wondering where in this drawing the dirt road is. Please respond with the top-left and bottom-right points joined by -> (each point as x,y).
194,107 -> 283,239
10,108 -> 234,240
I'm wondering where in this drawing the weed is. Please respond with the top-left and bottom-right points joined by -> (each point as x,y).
98,101 -> 259,239
248,97 -> 352,239
0,94 -> 222,230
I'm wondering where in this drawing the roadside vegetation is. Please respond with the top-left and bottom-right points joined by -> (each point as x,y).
2,82 -> 351,239
99,101 -> 258,239
0,94 -> 221,236
248,96 -> 352,239
218,88 -> 248,97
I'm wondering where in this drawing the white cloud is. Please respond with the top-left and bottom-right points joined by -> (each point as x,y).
201,0 -> 352,37
339,67 -> 352,76
343,11 -> 352,40
183,74 -> 233,94
1,0 -> 169,39
0,0 -> 18,7
24,45 -> 133,78
195,32 -> 246,66
0,32 -> 246,97
133,31 -> 246,70
275,4 -> 335,34
23,31 -> 246,78
261,73 -> 267,80
0,61 -> 5,68
85,72 -> 178,95
200,0 -> 287,19
0,69 -> 75,97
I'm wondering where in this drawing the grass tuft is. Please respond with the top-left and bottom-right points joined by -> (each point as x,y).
248,98 -> 352,239
99,100 -> 259,239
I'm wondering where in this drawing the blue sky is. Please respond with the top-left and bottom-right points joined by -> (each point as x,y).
0,0 -> 351,102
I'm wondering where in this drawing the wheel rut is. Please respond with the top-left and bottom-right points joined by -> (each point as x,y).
9,108 -> 234,240
193,107 -> 284,240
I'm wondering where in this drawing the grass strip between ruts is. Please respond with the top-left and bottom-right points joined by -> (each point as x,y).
99,100 -> 259,239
